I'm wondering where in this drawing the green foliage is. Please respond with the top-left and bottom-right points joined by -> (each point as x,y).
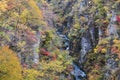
41,30 -> 55,48
73,15 -> 81,29
84,50 -> 106,80
96,2 -> 107,19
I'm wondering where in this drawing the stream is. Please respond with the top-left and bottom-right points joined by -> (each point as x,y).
50,0 -> 120,79
55,0 -> 92,79
57,31 -> 86,80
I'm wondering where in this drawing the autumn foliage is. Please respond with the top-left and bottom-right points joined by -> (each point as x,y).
0,46 -> 22,80
116,16 -> 120,23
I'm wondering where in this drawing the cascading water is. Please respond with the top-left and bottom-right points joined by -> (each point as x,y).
71,63 -> 86,80
57,30 -> 86,80
47,0 -> 120,79
57,0 -> 92,80
55,0 -> 98,79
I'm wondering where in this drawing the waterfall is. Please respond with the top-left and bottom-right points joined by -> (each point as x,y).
57,30 -> 87,80
71,63 -> 86,80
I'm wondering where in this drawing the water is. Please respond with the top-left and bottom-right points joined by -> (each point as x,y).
72,63 -> 86,80
57,31 -> 86,80
56,0 -> 91,79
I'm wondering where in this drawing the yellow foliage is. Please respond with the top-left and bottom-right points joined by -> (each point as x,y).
37,60 -> 66,79
92,0 -> 100,4
94,48 -> 97,53
37,49 -> 73,79
40,60 -> 65,73
73,15 -> 80,29
0,46 -> 22,80
104,6 -> 109,11
98,39 -> 109,45
23,69 -> 40,80
28,0 -> 43,20
113,39 -> 120,44
20,9 -> 30,23
80,16 -> 86,22
23,60 -> 68,79
101,49 -> 107,53
17,41 -> 26,47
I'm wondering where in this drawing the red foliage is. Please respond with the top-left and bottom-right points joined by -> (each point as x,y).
40,48 -> 50,56
40,48 -> 57,61
44,51 -> 50,56
116,16 -> 120,23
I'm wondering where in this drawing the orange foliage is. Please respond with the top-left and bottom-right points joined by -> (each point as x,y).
0,0 -> 8,12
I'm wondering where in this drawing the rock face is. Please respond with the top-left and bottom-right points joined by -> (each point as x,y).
48,0 -> 120,80
9,29 -> 41,65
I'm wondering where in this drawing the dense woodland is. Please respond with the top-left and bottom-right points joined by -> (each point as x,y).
0,0 -> 120,80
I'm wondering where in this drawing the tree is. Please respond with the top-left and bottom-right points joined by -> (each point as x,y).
0,46 -> 22,80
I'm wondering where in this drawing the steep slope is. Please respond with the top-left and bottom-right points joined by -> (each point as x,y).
47,0 -> 120,80
1,0 -> 120,80
0,0 -> 74,80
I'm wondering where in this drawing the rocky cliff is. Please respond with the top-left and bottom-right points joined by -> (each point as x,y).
47,0 -> 120,80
